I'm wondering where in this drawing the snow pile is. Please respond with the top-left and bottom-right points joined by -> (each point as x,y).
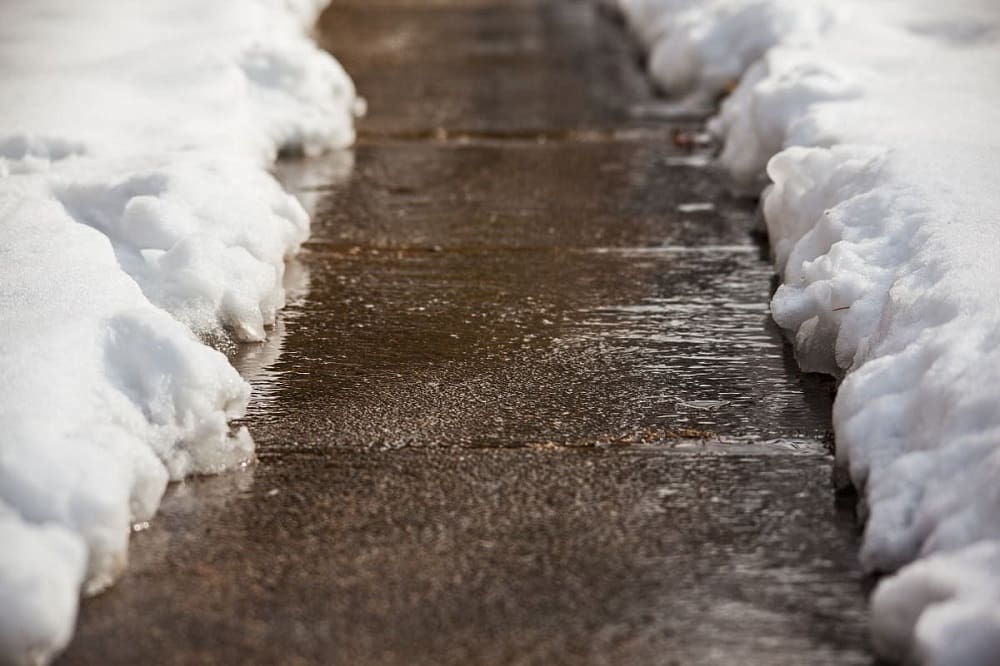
614,0 -> 1000,663
0,0 -> 356,662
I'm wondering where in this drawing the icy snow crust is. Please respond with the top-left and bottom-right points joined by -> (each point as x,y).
0,0 -> 355,662
614,0 -> 1000,663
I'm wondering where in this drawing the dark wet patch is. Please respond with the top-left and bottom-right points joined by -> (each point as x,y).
66,447 -> 867,666
316,0 -> 655,136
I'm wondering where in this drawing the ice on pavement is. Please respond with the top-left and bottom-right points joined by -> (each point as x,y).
613,0 -> 1000,663
0,0 -> 356,662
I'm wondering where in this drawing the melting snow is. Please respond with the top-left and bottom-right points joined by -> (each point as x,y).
0,0 -> 356,662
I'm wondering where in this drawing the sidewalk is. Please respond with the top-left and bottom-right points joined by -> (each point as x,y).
62,1 -> 870,663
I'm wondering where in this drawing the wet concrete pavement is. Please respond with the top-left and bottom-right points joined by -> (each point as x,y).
62,1 -> 873,664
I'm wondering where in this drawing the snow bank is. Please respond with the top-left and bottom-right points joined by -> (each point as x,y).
0,0 -> 356,662
613,0 -> 1000,662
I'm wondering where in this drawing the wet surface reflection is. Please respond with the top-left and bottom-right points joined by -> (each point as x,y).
63,1 -> 871,664
252,141 -> 835,452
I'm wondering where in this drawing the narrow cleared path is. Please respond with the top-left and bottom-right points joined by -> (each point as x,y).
63,1 -> 871,664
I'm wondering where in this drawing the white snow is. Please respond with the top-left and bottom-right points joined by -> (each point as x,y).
0,0 -> 356,662
613,0 -> 1000,663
